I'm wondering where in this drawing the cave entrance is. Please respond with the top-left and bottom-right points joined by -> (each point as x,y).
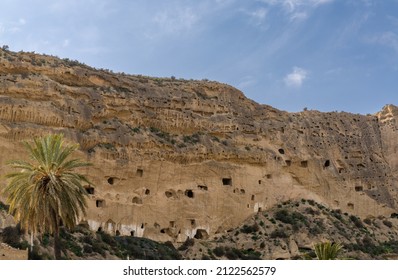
96,200 -> 105,208
222,178 -> 232,186
194,229 -> 209,240
132,197 -> 143,204
198,185 -> 208,191
107,177 -> 115,185
185,189 -> 194,198
136,169 -> 144,177
85,186 -> 95,195
355,186 -> 363,192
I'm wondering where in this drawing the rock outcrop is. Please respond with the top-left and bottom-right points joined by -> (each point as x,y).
0,48 -> 397,243
0,242 -> 28,260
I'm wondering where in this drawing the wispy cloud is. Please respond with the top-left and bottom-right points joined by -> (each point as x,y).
152,7 -> 199,35
370,31 -> 398,53
290,11 -> 308,21
248,8 -> 268,26
330,11 -> 370,50
260,0 -> 334,21
0,18 -> 26,34
284,67 -> 308,88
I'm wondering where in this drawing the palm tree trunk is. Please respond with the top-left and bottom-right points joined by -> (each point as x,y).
54,227 -> 61,260
53,212 -> 62,260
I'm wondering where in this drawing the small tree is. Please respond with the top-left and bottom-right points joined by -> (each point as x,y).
314,241 -> 342,260
3,134 -> 92,259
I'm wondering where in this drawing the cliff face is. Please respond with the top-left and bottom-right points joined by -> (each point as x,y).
0,49 -> 397,242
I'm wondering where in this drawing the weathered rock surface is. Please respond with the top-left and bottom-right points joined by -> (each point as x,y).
0,242 -> 28,260
0,49 -> 397,243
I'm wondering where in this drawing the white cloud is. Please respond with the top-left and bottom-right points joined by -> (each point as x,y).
259,0 -> 333,21
284,67 -> 308,88
153,7 -> 199,34
290,11 -> 308,21
0,18 -> 27,34
251,8 -> 268,21
62,39 -> 70,48
260,0 -> 333,9
247,7 -> 268,26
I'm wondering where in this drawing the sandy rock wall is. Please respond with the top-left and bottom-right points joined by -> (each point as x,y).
0,49 -> 397,242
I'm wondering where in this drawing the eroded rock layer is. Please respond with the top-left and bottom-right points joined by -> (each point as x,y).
0,49 -> 397,242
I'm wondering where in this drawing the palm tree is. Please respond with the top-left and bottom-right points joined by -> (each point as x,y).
3,134 -> 92,259
314,241 -> 342,260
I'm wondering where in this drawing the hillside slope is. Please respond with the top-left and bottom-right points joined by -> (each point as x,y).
0,48 -> 398,243
181,199 -> 398,260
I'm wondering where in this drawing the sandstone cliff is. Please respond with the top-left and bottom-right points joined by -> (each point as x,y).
0,48 -> 397,243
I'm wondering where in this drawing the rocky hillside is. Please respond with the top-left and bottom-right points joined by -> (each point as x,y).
181,199 -> 398,260
3,200 -> 398,260
0,48 -> 398,244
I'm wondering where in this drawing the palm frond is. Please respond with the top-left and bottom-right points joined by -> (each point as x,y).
3,134 -> 92,235
314,241 -> 342,260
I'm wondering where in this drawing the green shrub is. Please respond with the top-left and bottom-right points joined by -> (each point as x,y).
66,240 -> 83,257
132,127 -> 141,133
183,134 -> 200,144
305,207 -> 320,215
83,244 -> 93,254
91,240 -> 106,257
240,224 -> 259,234
41,234 -> 51,246
178,238 -> 194,251
274,209 -> 307,230
1,225 -> 26,249
241,249 -> 261,260
331,210 -> 342,220
270,229 -> 288,239
211,136 -> 220,142
274,209 -> 290,223
350,215 -> 364,229
224,248 -> 238,260
98,231 -> 117,247
213,246 -> 225,257
383,220 -> 393,228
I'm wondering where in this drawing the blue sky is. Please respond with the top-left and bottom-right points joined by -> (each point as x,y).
1,0 -> 398,114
